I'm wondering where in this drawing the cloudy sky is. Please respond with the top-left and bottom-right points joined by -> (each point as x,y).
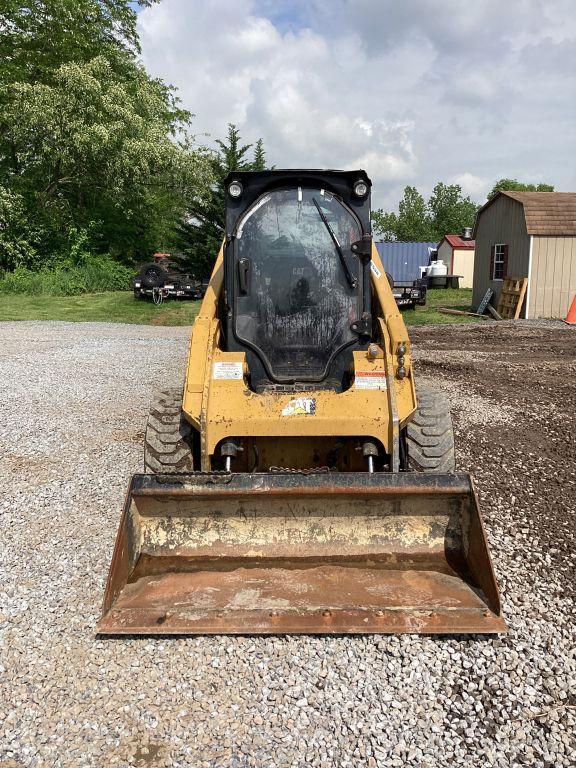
138,0 -> 576,209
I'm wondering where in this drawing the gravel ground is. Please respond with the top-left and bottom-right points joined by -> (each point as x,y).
1,320 -> 575,768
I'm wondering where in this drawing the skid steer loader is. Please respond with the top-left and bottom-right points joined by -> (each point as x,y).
99,170 -> 505,635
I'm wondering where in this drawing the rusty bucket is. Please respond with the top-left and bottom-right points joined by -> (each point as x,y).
98,472 -> 505,635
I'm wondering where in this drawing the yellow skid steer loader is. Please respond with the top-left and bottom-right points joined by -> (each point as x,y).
99,170 -> 505,635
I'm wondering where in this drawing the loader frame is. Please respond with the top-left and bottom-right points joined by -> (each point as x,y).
182,246 -> 416,472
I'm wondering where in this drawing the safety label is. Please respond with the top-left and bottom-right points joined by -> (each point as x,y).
355,371 -> 387,390
370,260 -> 382,279
213,361 -> 244,380
281,397 -> 316,416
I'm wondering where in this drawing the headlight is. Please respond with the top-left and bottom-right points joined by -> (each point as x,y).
228,180 -> 243,198
134,282 -> 141,287
411,290 -> 420,297
353,180 -> 368,198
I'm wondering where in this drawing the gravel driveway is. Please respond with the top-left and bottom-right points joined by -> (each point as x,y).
1,320 -> 575,768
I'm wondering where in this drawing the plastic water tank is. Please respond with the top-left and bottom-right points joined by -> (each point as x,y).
427,259 -> 448,287
427,260 -> 448,277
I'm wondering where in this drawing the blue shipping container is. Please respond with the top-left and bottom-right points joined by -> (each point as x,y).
375,241 -> 438,282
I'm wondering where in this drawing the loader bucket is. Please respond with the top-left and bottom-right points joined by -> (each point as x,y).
98,472 -> 505,635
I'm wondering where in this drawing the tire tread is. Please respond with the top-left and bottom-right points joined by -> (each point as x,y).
407,386 -> 456,473
144,388 -> 194,473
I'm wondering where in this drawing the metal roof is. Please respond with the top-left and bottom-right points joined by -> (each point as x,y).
375,241 -> 437,282
441,234 -> 476,249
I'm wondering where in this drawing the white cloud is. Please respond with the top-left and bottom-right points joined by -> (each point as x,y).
449,173 -> 491,199
138,0 -> 576,209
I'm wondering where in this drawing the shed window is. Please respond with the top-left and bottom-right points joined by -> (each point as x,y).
491,244 -> 508,281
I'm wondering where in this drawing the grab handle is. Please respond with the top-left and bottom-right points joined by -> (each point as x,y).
238,258 -> 250,294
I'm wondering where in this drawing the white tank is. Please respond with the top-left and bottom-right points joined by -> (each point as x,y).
427,259 -> 448,277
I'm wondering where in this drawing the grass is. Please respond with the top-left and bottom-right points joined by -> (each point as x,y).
403,288 -> 483,326
0,287 -> 480,327
0,291 -> 201,325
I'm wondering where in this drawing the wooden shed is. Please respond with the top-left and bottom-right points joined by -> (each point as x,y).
472,192 -> 576,319
437,233 -> 475,288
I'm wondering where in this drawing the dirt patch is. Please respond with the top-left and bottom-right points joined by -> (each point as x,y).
411,322 -> 576,600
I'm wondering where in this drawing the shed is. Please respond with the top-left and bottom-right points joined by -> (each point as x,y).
437,233 -> 475,288
472,192 -> 576,319
375,241 -> 437,283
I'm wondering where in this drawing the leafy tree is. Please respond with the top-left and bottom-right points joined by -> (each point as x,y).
0,0 -> 157,86
370,210 -> 399,242
1,56 -> 211,267
0,1 -> 212,270
427,182 -> 478,240
488,178 -> 555,199
372,183 -> 478,242
0,186 -> 44,269
177,124 -> 270,275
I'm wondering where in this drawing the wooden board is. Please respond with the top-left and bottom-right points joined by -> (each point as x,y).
486,304 -> 503,321
497,277 -> 528,320
438,308 -> 489,319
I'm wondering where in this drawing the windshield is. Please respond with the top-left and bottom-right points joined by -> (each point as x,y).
233,187 -> 362,381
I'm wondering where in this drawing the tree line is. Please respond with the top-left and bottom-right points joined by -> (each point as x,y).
0,1 -> 555,281
372,178 -> 555,242
0,0 -> 267,279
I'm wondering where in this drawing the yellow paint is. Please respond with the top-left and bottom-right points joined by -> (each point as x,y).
181,242 -> 417,468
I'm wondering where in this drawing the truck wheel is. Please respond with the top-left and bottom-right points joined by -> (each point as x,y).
406,386 -> 455,472
144,389 -> 194,473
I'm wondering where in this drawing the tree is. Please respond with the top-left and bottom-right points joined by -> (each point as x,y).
372,187 -> 435,241
177,124 -> 270,275
427,182 -> 478,240
488,178 -> 555,199
1,56 -> 211,267
0,186 -> 43,269
0,1 -> 211,269
252,139 -> 267,172
0,1 -> 157,87
372,183 -> 478,242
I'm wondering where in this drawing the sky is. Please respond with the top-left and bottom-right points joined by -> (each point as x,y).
137,0 -> 576,210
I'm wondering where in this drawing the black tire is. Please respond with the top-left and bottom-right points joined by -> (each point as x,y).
139,262 -> 168,289
406,386 -> 455,472
133,289 -> 143,299
144,389 -> 194,473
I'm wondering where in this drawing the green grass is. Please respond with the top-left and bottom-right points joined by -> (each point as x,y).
0,291 -> 201,325
402,288 -> 484,326
0,287 -> 480,328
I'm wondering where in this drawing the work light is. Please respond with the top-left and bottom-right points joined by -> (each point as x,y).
228,180 -> 243,198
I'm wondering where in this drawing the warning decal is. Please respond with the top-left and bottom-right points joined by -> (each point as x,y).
281,397 -> 316,416
213,361 -> 244,380
370,260 -> 382,279
355,371 -> 387,390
